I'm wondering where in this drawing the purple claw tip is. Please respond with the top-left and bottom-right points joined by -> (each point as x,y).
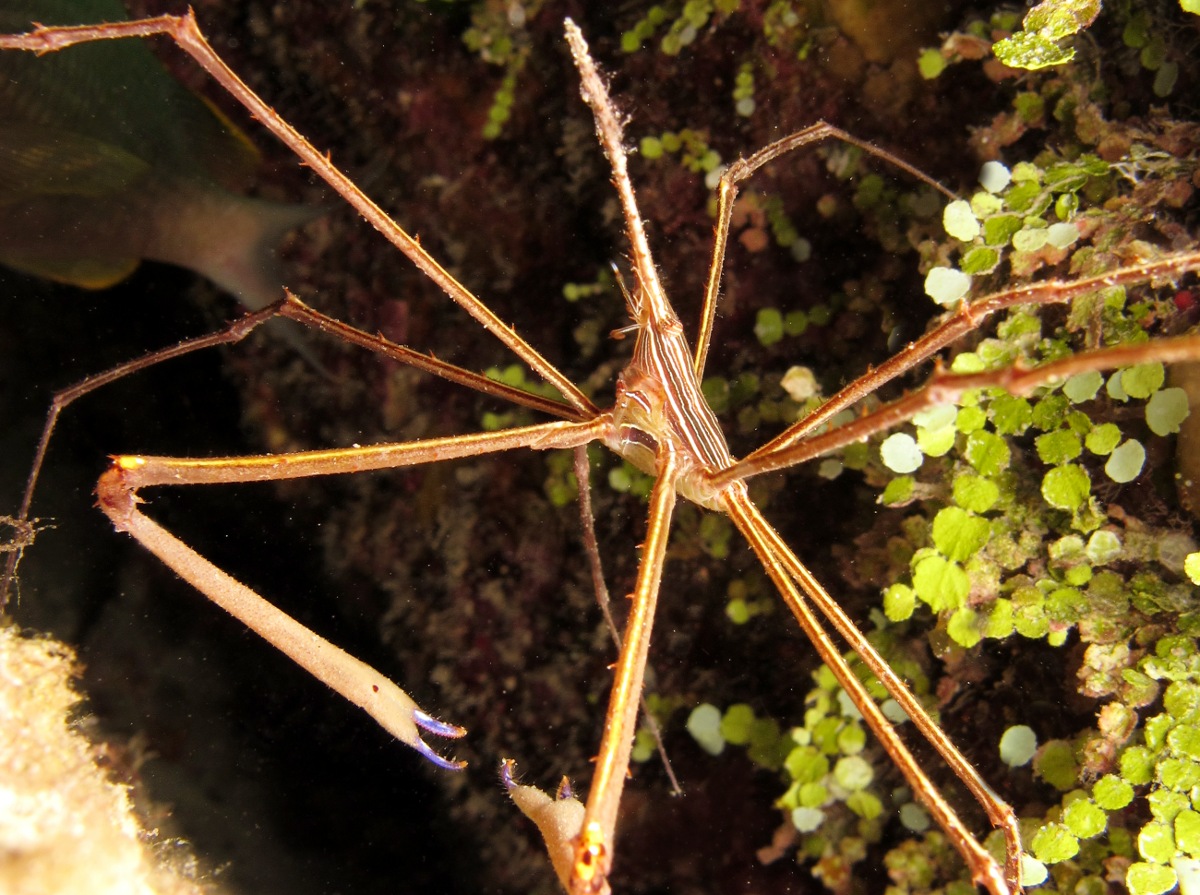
410,710 -> 466,770
414,709 -> 467,739
414,736 -> 467,771
499,758 -> 517,791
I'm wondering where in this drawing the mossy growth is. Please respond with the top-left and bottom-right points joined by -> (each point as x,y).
619,0 -> 741,56
685,630 -> 943,889
458,0 -> 547,138
924,2 -> 1197,96
639,128 -> 722,179
660,7 -> 1200,889
834,27 -> 1200,894
1011,634 -> 1200,893
479,363 -> 566,431
421,5 -> 1198,890
991,0 -> 1101,71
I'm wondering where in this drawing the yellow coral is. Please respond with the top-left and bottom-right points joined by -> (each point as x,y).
0,625 -> 212,895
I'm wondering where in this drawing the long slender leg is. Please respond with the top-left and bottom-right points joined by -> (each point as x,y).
739,251 -> 1200,468
713,329 -> 1200,488
693,125 -> 956,377
570,451 -> 681,895
723,485 -> 1016,895
278,293 -> 585,421
99,483 -> 467,768
96,417 -> 606,767
104,418 -> 606,489
0,303 -> 280,609
572,446 -> 680,796
0,286 -> 589,611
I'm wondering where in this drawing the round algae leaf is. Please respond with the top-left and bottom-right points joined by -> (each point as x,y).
912,403 -> 957,431
881,433 -> 923,473
1042,464 -> 1091,511
726,598 -> 750,624
640,135 -> 664,159
1036,429 -> 1083,465
1147,387 -> 1190,436
1121,745 -> 1156,786
916,423 -> 956,457
833,755 -> 874,791
791,806 -> 825,833
1107,370 -> 1129,402
932,507 -> 991,562
1086,530 -> 1122,564
1186,552 -> 1200,586
1122,363 -> 1166,400
837,723 -> 867,756
953,474 -> 1000,513
1046,221 -> 1080,248
1174,810 -> 1200,855
999,724 -> 1038,767
786,745 -> 830,785
1063,799 -> 1107,839
947,607 -> 983,648
1093,774 -> 1134,810
881,476 -> 914,506
1105,440 -> 1145,484
686,704 -> 725,755
943,199 -> 981,241
754,307 -> 784,346
1031,822 -> 1080,864
1020,855 -> 1049,887
979,160 -> 1012,193
1085,422 -> 1122,455
847,791 -> 883,820
918,47 -> 947,78
960,245 -> 1000,274
966,429 -> 1011,475
912,555 -> 969,611
720,703 -> 756,746
881,699 -> 910,724
781,365 -> 819,401
1139,822 -> 1177,865
796,782 -> 828,809
888,578 -> 912,619
1064,370 -> 1104,403
899,802 -> 931,832
955,405 -> 987,433
1172,858 -> 1200,895
1012,227 -> 1049,252
925,266 -> 972,306
1126,862 -> 1177,895
1034,739 -> 1080,791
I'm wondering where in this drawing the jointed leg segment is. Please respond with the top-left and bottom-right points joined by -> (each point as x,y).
95,415 -> 606,769
97,467 -> 467,767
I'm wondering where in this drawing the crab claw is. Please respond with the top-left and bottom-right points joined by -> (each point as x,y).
412,710 -> 468,770
415,709 -> 467,739
501,759 -> 585,890
344,664 -> 466,769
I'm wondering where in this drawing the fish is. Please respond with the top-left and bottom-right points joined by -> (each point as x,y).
0,0 -> 318,311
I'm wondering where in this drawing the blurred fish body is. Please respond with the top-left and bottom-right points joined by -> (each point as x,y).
0,0 -> 317,309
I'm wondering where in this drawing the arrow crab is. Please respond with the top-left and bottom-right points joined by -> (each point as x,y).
3,4 -> 1200,894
